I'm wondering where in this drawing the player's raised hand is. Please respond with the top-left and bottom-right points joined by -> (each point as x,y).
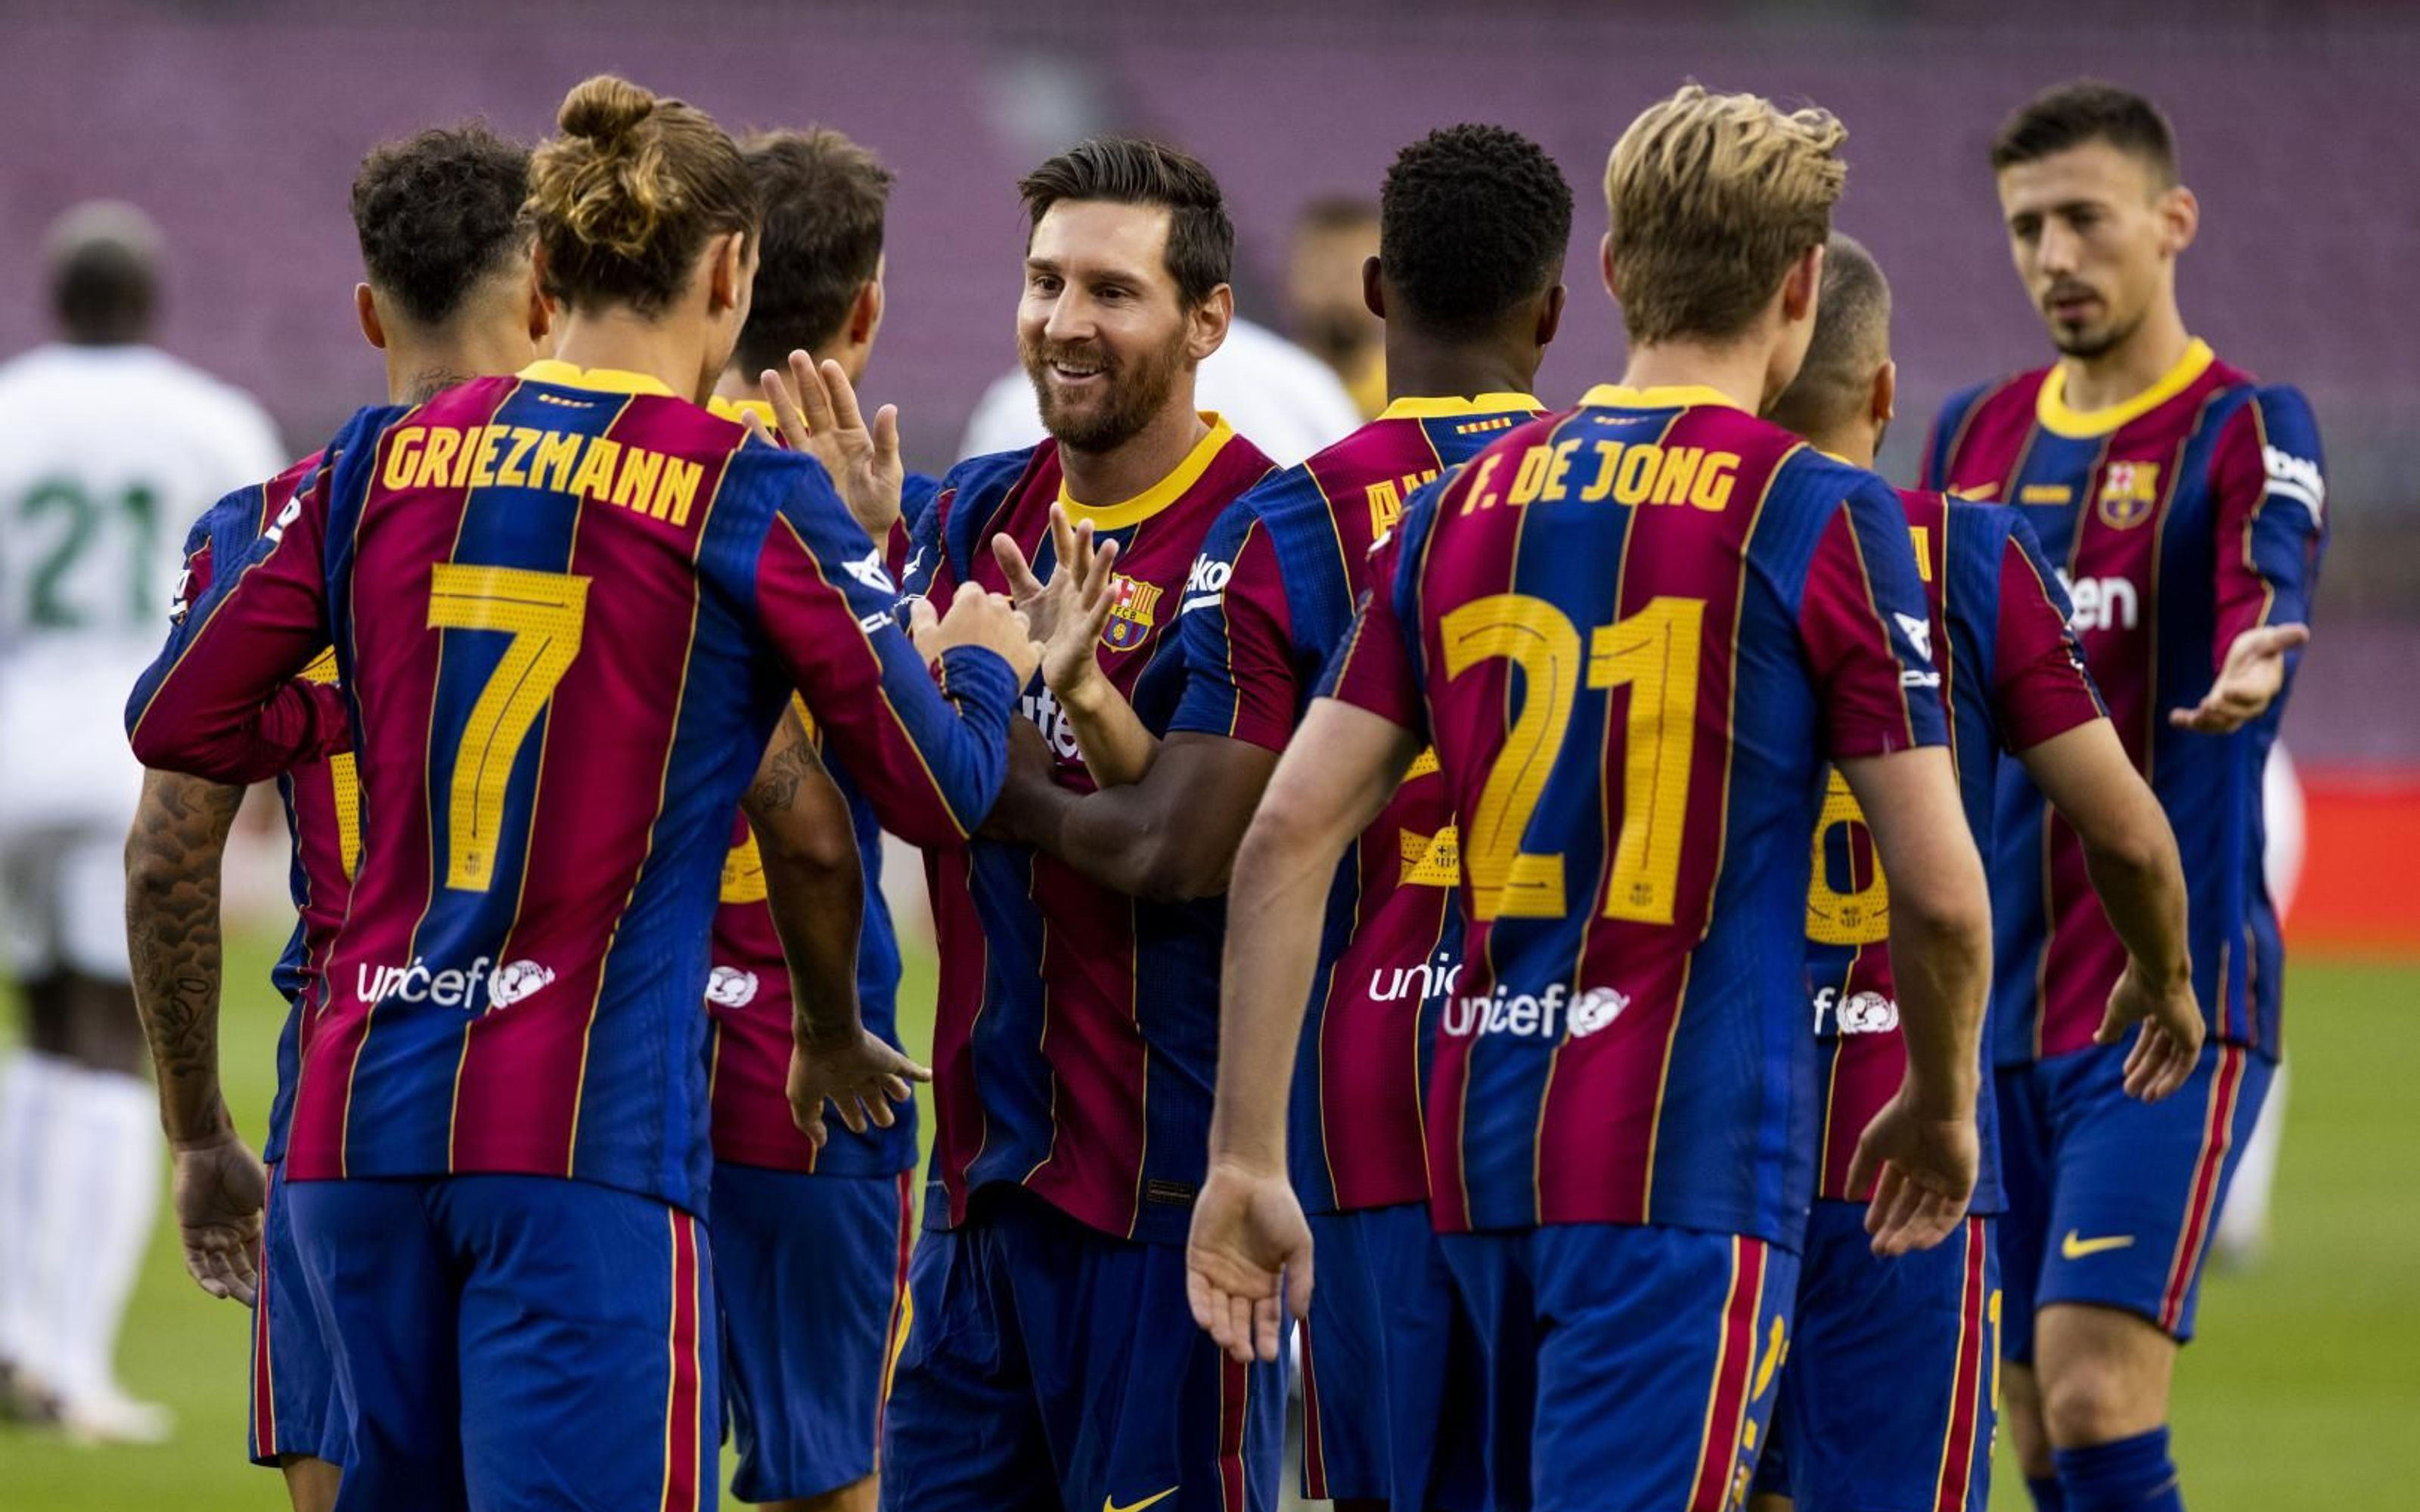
786,1028 -> 932,1150
169,1130 -> 267,1306
2096,958 -> 2205,1101
1846,1086 -> 1978,1257
2169,624 -> 2310,734
758,352 -> 904,539
911,581 -> 1044,688
1185,1158 -> 1314,1365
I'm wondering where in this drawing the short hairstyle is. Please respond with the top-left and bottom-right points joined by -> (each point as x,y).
1294,194 -> 1379,237
1380,124 -> 1572,336
1604,84 -> 1848,345
526,74 -> 759,317
733,128 -> 895,375
1990,81 -> 2178,186
351,125 -> 533,328
1019,137 -> 1233,309
1766,233 -> 1892,440
46,201 -> 160,345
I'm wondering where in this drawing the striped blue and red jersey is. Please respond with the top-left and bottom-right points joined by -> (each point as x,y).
906,416 -> 1274,1244
1804,491 -> 2103,1208
1923,342 -> 2326,1063
128,360 -> 1020,1216
172,452 -> 359,1166
1167,393 -> 1543,1216
1328,386 -> 1946,1244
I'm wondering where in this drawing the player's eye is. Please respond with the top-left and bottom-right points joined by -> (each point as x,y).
2009,218 -> 2042,243
1029,273 -> 1062,295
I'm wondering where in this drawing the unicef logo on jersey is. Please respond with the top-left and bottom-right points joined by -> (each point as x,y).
1442,982 -> 1630,1042
1811,986 -> 1900,1036
704,967 -> 760,1009
355,955 -> 554,1012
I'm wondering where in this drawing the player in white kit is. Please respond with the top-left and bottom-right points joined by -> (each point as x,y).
0,202 -> 284,1439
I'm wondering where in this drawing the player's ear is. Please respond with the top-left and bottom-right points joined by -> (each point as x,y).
851,276 -> 884,348
1187,283 -> 1234,364
1361,255 -> 1386,321
355,284 -> 386,352
706,231 -> 748,316
1535,281 -> 1568,349
1873,358 -> 1898,429
1599,231 -> 1618,302
1781,243 -> 1823,327
2157,184 -> 2199,258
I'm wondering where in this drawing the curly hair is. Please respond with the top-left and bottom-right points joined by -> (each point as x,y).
1379,123 -> 1572,336
351,124 -> 532,328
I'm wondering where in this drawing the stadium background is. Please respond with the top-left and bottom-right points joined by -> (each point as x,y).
2,0 -> 2414,1505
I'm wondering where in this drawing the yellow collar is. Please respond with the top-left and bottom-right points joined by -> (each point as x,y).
1577,383 -> 1745,413
707,395 -> 775,426
1057,413 -> 1236,530
518,359 -> 678,398
1376,392 -> 1543,420
2034,339 -> 2213,438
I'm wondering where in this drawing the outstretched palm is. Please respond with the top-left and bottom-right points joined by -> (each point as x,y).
1185,1160 -> 1314,1365
755,352 -> 904,539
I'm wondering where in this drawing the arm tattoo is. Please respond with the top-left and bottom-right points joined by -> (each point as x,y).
746,711 -> 825,814
124,771 -> 246,1139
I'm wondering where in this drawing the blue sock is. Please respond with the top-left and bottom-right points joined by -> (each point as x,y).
2027,1473 -> 2069,1511
2055,1426 -> 2183,1510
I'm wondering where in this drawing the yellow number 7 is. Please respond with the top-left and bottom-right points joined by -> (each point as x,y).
1439,592 -> 1702,924
427,563 -> 591,892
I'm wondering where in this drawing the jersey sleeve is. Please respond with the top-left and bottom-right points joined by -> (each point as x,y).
126,454 -> 345,782
1797,476 -> 1950,759
746,460 -> 1016,848
1323,502 -> 1431,740
2208,385 -> 2327,668
1168,503 -> 1297,751
169,483 -> 270,624
1990,515 -> 2108,751
901,469 -> 956,603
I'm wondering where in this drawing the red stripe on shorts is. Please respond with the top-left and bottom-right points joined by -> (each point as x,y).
2160,1046 -> 2245,1332
1932,1218 -> 1989,1510
1686,1237 -> 1767,1510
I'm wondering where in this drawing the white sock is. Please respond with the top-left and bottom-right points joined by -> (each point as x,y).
0,1050 -> 67,1377
2216,1062 -> 2288,1258
42,1066 -> 160,1403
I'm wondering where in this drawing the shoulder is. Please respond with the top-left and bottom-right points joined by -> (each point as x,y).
1938,367 -> 2048,428
937,443 -> 1050,516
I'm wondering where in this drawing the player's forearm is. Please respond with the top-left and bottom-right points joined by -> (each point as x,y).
1055,669 -> 1162,788
2018,723 -> 2192,985
123,770 -> 247,1145
743,717 -> 867,1040
1885,884 -> 1990,1115
1209,816 -> 1348,1171
1007,777 -> 1218,902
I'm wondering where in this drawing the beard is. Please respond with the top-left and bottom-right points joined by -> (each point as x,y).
1022,324 -> 1191,454
2043,287 -> 2142,361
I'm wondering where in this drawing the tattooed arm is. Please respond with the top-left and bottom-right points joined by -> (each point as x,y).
124,769 -> 267,1303
737,705 -> 929,1148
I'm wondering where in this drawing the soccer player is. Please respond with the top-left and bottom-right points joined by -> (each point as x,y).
1187,85 -> 1992,1512
1922,83 -> 2327,1512
0,200 -> 284,1441
1748,234 -> 2204,1512
122,123 -> 550,1510
697,125 -> 931,1512
125,74 -> 1038,1510
882,138 -> 1286,1512
988,122 -> 1571,1512
1286,196 -> 1387,418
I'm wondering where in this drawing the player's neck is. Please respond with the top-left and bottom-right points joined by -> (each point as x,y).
2055,297 -> 2193,414
1056,399 -> 1210,508
386,332 -> 527,406
1616,338 -> 1772,414
1383,331 -> 1537,408
551,309 -> 718,405
1802,426 -> 1876,471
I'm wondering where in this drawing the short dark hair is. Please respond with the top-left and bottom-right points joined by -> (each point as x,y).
46,203 -> 160,345
1295,194 -> 1378,237
733,129 -> 895,376
1767,232 -> 1891,439
1380,124 -> 1572,336
1990,81 -> 2178,185
1019,137 -> 1233,308
352,124 -> 534,327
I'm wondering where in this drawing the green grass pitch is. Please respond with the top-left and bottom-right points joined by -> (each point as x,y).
5,941 -> 2415,1507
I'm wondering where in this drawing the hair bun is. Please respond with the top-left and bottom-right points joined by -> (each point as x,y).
560,75 -> 656,144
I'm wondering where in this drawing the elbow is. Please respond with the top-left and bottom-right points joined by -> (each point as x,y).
1895,868 -> 1993,962
1128,830 -> 1232,905
2079,814 -> 2176,888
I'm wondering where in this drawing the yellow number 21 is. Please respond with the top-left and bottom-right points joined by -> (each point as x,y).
427,562 -> 591,892
1440,593 -> 1702,924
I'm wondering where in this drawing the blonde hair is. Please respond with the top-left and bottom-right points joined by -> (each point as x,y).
1603,85 -> 1848,344
526,75 -> 756,315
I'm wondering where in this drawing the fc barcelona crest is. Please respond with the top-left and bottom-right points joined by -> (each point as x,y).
1100,575 -> 1162,652
2097,460 -> 2161,530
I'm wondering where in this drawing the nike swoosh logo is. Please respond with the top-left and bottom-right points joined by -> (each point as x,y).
2061,1230 -> 2136,1260
1104,1491 -> 1177,1512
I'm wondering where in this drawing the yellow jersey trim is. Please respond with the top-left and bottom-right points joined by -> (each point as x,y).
1058,412 -> 1236,530
517,359 -> 678,398
706,395 -> 776,426
1376,392 -> 1544,421
2034,339 -> 2214,438
1578,383 -> 1745,414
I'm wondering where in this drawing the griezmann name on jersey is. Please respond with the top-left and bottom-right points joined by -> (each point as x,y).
1168,394 -> 1543,1216
129,361 -> 1020,1216
1329,385 -> 1945,1244
1923,341 -> 2326,1062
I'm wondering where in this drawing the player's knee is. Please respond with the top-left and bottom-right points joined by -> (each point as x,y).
2040,1352 -> 2161,1447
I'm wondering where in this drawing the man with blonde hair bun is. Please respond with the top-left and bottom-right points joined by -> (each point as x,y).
1186,84 -> 1990,1512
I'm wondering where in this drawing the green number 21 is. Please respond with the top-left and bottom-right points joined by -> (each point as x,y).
11,479 -> 163,628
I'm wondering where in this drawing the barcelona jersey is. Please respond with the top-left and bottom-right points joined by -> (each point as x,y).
908,416 -> 1274,1244
1804,491 -> 2103,1209
1168,393 -> 1542,1216
172,452 -> 360,1166
1923,341 -> 2326,1062
128,360 -> 1021,1215
1329,386 -> 1945,1244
